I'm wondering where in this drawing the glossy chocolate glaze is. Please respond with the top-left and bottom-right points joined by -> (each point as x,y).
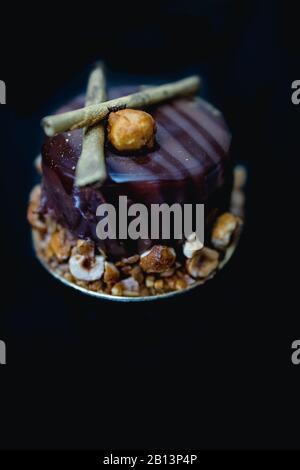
41,86 -> 232,258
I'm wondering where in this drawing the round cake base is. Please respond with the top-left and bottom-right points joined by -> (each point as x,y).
32,225 -> 242,302
31,166 -> 246,302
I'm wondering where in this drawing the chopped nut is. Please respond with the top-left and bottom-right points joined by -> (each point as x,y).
145,275 -> 155,288
28,210 -> 45,232
104,262 -> 120,284
182,274 -> 196,286
69,254 -> 105,281
140,287 -> 150,297
230,190 -> 245,218
175,279 -> 187,290
27,185 -> 46,232
121,265 -> 132,275
88,280 -> 103,292
31,228 -> 44,247
154,279 -> 164,291
44,214 -> 57,234
130,265 -> 144,284
63,271 -> 74,282
34,154 -> 42,174
60,262 -> 69,272
183,232 -> 203,258
108,109 -> 156,151
49,229 -> 72,262
76,280 -> 89,288
56,263 -> 69,275
165,275 -> 177,290
49,258 -> 59,269
116,254 -> 140,267
121,276 -> 140,296
233,165 -> 247,190
111,283 -> 124,296
122,254 -> 140,264
112,277 -> 140,297
140,245 -> 176,273
160,268 -> 175,277
44,242 -> 54,261
211,213 -> 240,250
75,239 -> 95,257
29,184 -> 41,203
186,247 -> 219,279
176,270 -> 185,279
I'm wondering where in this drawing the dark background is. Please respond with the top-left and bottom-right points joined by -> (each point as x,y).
0,0 -> 299,450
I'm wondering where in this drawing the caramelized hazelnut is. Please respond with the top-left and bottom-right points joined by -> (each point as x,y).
69,254 -> 105,282
108,109 -> 156,151
140,245 -> 176,274
186,247 -> 219,279
211,213 -> 240,250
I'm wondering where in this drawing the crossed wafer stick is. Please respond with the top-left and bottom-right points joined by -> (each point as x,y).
41,66 -> 201,187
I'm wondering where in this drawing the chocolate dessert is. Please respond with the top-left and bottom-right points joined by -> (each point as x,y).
28,65 -> 245,299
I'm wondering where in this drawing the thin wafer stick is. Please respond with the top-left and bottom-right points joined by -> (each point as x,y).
75,63 -> 107,187
42,75 -> 201,137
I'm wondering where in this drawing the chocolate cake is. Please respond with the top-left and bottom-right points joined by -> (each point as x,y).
28,71 -> 244,299
42,87 -> 232,254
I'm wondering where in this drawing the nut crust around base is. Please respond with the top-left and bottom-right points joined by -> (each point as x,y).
29,166 -> 246,299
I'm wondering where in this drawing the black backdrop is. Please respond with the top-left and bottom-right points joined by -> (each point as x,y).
0,0 -> 299,450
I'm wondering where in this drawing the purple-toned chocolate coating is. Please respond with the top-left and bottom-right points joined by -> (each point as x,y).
40,86 -> 232,258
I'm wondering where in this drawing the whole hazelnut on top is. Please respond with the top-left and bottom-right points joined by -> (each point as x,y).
107,109 -> 156,152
